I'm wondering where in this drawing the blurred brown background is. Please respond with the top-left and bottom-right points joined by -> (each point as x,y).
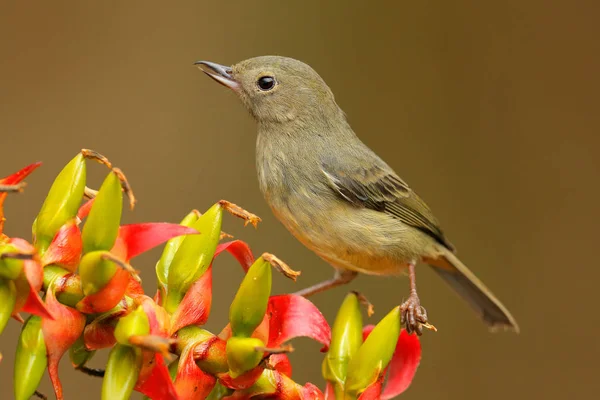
1,1 -> 599,399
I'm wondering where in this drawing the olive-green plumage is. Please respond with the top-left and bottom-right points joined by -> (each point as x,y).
196,56 -> 518,333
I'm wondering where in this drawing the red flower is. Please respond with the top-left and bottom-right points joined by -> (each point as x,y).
0,162 -> 41,235
357,326 -> 421,399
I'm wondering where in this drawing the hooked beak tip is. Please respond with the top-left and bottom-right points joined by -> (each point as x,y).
194,60 -> 239,90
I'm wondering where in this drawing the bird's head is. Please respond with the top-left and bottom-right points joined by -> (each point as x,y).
195,56 -> 342,124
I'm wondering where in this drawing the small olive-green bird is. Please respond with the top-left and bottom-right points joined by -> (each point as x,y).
196,56 -> 518,334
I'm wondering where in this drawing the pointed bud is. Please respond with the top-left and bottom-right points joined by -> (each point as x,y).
114,306 -> 150,346
229,257 -> 271,338
156,210 -> 199,296
43,266 -> 85,308
78,251 -> 118,295
82,171 -> 123,254
102,344 -> 143,400
0,278 -> 16,334
164,204 -> 222,313
34,154 -> 86,254
322,293 -> 363,398
345,306 -> 401,398
0,243 -> 24,280
14,316 -> 47,400
225,337 -> 265,378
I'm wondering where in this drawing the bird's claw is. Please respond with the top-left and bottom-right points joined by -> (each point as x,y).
400,294 -> 436,335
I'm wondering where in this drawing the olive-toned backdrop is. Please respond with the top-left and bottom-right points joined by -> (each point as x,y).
1,1 -> 598,399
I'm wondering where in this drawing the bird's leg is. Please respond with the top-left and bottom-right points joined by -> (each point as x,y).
293,269 -> 358,298
400,263 -> 433,335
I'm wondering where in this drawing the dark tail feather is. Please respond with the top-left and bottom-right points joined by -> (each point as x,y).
427,248 -> 519,333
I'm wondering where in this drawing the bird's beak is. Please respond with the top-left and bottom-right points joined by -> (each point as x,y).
194,61 -> 239,90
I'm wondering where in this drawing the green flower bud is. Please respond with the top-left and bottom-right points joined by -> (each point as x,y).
43,265 -> 84,307
0,243 -> 24,280
0,278 -> 16,334
226,337 -> 265,378
34,153 -> 86,254
164,203 -> 222,313
102,344 -> 142,400
229,257 -> 271,338
14,316 -> 47,400
114,306 -> 150,346
78,251 -> 117,295
82,171 -> 123,254
345,306 -> 401,398
156,210 -> 199,301
322,293 -> 363,399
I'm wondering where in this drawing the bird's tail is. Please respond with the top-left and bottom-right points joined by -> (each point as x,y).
426,247 -> 519,332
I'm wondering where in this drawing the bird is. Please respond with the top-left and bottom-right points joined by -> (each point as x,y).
195,55 -> 519,334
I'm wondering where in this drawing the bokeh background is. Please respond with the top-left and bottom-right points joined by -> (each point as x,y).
1,1 -> 599,399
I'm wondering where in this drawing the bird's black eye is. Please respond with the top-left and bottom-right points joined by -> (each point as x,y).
257,76 -> 276,91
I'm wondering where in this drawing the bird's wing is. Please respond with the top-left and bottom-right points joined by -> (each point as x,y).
321,160 -> 454,250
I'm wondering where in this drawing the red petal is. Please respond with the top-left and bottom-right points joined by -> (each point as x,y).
358,378 -> 384,400
175,344 -> 217,400
21,287 -> 53,320
77,198 -> 94,220
134,298 -> 173,396
214,240 -> 255,272
140,296 -> 170,337
126,277 -> 145,298
20,258 -> 52,320
170,267 -> 212,334
218,367 -> 264,391
7,239 -> 51,319
269,354 -> 292,377
0,161 -> 41,185
324,382 -> 335,400
0,163 -> 41,234
83,322 -> 115,350
381,329 -> 421,399
267,295 -> 331,351
135,353 -> 178,400
76,268 -> 130,314
41,220 -> 82,271
116,223 -> 199,261
362,324 -> 375,341
301,382 -> 325,400
42,288 -> 86,400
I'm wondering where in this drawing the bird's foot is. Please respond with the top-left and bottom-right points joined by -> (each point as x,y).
400,294 -> 436,335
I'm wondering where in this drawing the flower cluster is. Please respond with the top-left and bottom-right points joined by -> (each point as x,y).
0,151 -> 421,400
